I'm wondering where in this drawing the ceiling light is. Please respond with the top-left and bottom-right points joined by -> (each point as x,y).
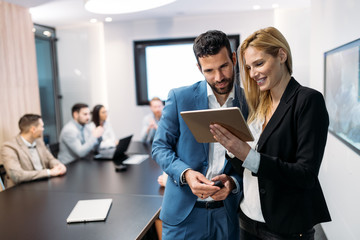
105,17 -> 112,22
253,5 -> 261,10
272,3 -> 279,8
43,31 -> 52,37
90,18 -> 98,23
84,0 -> 176,14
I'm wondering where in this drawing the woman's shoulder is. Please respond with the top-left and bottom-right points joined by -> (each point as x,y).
296,84 -> 324,102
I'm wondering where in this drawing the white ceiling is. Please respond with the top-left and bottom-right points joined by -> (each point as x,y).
4,0 -> 310,27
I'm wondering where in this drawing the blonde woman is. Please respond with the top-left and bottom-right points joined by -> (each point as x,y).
210,27 -> 331,239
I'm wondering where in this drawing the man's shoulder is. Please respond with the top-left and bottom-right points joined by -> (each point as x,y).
1,137 -> 22,158
61,121 -> 78,133
2,136 -> 20,148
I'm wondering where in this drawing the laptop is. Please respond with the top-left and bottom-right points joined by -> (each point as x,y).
66,198 -> 113,223
94,135 -> 133,161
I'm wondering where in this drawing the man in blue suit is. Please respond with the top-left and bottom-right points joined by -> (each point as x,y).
152,30 -> 248,240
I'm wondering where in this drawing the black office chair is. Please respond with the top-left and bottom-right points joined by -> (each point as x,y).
49,143 -> 60,158
0,164 -> 6,191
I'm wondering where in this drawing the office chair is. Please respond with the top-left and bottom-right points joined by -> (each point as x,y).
49,143 -> 60,158
0,164 -> 6,191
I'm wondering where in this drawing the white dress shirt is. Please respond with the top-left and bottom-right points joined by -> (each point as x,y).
202,83 -> 236,201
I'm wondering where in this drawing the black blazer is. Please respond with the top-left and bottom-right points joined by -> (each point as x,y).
230,78 -> 331,235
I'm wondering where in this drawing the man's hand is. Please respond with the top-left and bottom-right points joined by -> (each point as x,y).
210,174 -> 235,201
92,126 -> 104,138
50,164 -> 67,177
148,119 -> 158,131
157,172 -> 168,187
184,169 -> 222,199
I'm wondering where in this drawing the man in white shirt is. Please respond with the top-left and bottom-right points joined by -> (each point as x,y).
152,30 -> 248,240
141,97 -> 164,144
58,103 -> 104,164
1,114 -> 66,188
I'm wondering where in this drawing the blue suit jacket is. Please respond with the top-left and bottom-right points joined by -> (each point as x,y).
152,80 -> 248,225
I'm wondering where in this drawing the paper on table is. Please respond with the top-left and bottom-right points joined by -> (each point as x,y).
122,154 -> 149,165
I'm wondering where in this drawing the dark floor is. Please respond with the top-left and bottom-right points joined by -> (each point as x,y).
315,224 -> 328,240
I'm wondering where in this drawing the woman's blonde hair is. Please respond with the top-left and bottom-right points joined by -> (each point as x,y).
238,27 -> 292,123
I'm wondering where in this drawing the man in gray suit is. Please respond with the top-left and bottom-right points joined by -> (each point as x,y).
58,103 -> 104,164
1,114 -> 66,188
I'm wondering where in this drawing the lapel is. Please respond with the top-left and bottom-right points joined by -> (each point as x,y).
34,139 -> 47,168
257,77 -> 300,151
194,81 -> 209,158
16,135 -> 36,169
233,84 -> 241,108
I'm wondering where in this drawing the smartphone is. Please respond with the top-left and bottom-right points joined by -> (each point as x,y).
213,180 -> 224,188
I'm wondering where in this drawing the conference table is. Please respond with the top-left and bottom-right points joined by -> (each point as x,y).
0,142 -> 164,240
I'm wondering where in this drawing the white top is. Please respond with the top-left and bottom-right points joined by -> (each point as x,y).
240,118 -> 265,222
140,113 -> 159,143
89,121 -> 117,149
58,120 -> 99,164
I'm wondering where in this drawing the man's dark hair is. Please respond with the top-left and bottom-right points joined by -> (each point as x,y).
91,104 -> 104,127
18,114 -> 42,133
193,30 -> 232,69
71,103 -> 89,117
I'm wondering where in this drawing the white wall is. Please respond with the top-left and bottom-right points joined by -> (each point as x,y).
57,23 -> 108,125
310,0 -> 360,239
274,8 -> 311,86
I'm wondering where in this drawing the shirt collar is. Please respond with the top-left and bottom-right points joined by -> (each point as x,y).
20,136 -> 36,148
72,119 -> 85,131
206,82 -> 235,107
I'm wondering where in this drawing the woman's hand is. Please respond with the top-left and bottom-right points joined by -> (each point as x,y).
210,123 -> 251,161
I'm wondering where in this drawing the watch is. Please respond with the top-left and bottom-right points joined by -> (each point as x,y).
181,173 -> 187,184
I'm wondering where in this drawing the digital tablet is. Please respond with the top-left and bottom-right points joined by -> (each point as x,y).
66,199 -> 113,223
180,107 -> 254,143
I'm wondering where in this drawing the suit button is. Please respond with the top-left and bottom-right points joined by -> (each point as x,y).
203,161 -> 208,166
259,188 -> 266,194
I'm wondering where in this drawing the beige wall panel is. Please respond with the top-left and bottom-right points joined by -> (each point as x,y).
0,1 -> 40,148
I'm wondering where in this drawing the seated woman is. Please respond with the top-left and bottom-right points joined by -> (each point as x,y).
90,105 -> 117,149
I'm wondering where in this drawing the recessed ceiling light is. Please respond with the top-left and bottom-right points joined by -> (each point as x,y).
84,0 -> 176,14
253,5 -> 261,10
90,18 -> 98,23
272,3 -> 279,9
105,17 -> 112,22
32,28 -> 36,33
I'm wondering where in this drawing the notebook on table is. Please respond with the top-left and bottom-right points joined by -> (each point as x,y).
66,198 -> 113,223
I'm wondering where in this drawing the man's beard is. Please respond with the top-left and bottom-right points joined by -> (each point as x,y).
208,72 -> 234,95
78,119 -> 89,126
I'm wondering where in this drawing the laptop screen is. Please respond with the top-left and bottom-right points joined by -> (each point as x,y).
113,135 -> 133,161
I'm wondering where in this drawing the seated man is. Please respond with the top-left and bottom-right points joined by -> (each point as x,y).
58,103 -> 104,164
1,114 -> 66,188
141,97 -> 164,144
